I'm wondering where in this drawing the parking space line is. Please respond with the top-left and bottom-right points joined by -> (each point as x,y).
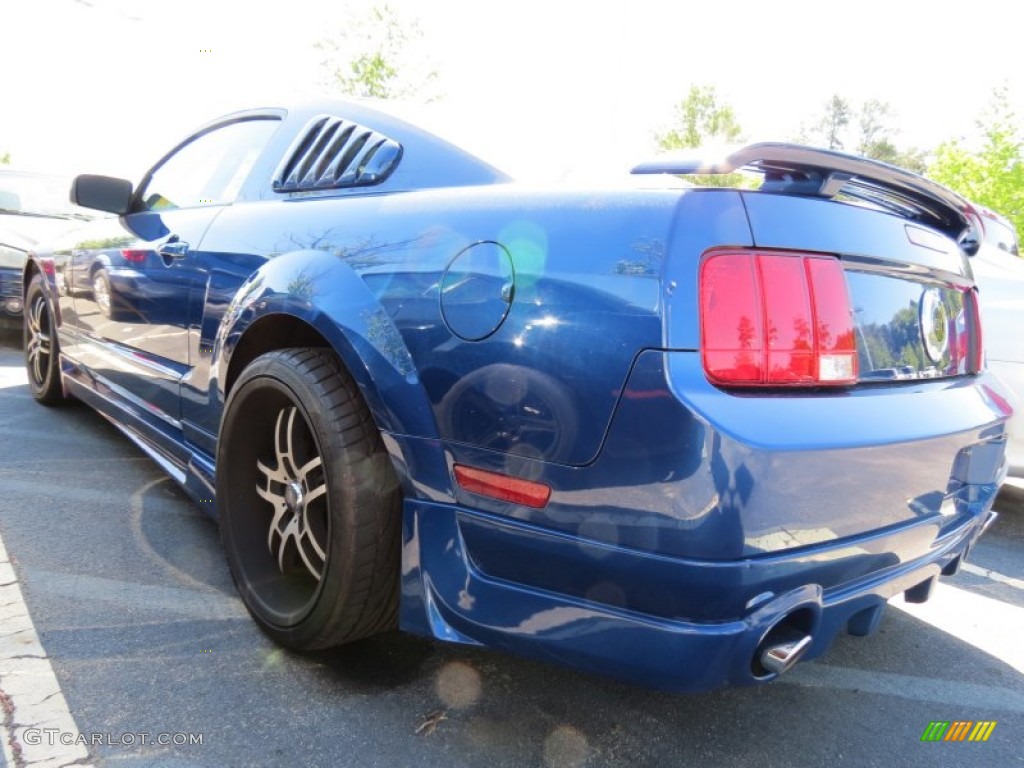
962,561 -> 1024,591
785,663 -> 1024,713
894,582 -> 1024,674
0,534 -> 92,768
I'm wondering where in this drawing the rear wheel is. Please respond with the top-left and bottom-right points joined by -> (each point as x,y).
217,348 -> 401,650
24,274 -> 64,405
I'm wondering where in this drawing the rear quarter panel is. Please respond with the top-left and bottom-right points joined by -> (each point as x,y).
201,185 -> 693,467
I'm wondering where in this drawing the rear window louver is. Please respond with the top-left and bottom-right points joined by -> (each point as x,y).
272,115 -> 402,192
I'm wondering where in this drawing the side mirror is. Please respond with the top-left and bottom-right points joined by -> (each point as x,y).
70,174 -> 133,215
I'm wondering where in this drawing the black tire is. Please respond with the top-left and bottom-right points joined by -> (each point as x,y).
217,348 -> 401,650
24,274 -> 65,405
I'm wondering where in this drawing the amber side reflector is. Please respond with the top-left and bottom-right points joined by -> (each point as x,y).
454,464 -> 551,508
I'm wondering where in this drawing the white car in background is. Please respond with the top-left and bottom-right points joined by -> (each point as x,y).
971,206 -> 1023,477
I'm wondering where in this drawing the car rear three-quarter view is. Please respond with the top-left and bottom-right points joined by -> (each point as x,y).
23,100 -> 1011,693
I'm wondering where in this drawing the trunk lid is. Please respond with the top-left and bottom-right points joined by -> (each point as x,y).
740,191 -> 981,384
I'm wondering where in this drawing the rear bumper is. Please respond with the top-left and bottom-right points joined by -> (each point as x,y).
400,497 -> 996,693
396,349 -> 1011,691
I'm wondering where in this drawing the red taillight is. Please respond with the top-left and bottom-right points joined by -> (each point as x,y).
701,253 -> 763,382
453,464 -> 551,508
804,257 -> 858,382
700,250 -> 858,386
951,289 -> 983,375
120,249 -> 147,263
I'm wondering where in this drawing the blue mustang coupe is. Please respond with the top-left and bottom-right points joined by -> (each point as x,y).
23,100 -> 1010,692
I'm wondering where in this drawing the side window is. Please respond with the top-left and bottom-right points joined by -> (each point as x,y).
139,118 -> 279,211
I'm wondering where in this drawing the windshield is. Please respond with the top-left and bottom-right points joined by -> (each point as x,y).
0,171 -> 93,219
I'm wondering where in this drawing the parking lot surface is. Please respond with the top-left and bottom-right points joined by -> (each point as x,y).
0,330 -> 1021,767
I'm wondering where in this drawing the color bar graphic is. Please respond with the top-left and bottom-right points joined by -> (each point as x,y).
968,722 -> 997,742
921,721 -> 996,742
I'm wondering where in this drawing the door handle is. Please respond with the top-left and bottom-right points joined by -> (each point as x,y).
158,238 -> 189,260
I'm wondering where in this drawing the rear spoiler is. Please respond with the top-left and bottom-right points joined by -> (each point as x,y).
632,143 -> 980,253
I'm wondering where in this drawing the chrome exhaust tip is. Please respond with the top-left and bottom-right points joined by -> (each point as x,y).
759,633 -> 813,676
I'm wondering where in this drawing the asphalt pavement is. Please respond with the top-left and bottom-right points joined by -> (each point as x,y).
0,328 -> 1022,767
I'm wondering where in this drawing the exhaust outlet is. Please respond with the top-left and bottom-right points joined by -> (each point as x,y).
759,633 -> 813,676
751,607 -> 816,678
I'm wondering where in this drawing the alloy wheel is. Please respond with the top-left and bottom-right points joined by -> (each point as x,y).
25,294 -> 51,388
92,272 -> 111,317
256,406 -> 329,584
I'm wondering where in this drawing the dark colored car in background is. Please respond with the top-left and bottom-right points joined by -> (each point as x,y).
0,170 -> 93,329
22,100 -> 1011,692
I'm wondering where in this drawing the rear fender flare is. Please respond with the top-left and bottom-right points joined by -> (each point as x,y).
23,255 -> 59,313
214,248 -> 439,441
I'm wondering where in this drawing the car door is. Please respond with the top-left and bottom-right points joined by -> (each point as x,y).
70,117 -> 280,427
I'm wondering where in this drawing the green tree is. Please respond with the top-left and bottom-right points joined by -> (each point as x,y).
856,99 -> 927,173
815,94 -> 852,150
317,4 -> 439,101
0,152 -> 9,165
857,99 -> 891,154
797,96 -> 925,173
656,85 -> 745,187
928,87 -> 1023,241
657,85 -> 742,150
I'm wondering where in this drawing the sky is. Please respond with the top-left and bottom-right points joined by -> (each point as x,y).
2,0 -> 1021,182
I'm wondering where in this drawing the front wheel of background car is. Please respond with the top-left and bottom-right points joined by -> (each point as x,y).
217,347 -> 402,651
92,270 -> 113,318
24,274 -> 65,405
